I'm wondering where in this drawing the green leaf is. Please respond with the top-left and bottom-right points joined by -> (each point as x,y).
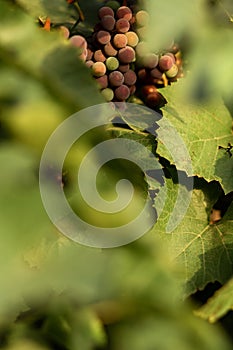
150,176 -> 233,297
156,82 -> 233,193
194,277 -> 233,323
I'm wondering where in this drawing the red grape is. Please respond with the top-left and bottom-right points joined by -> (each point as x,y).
96,75 -> 108,89
118,64 -> 130,73
115,18 -> 130,33
150,67 -> 163,79
69,35 -> 87,49
59,26 -> 70,39
116,6 -> 132,21
158,55 -> 174,71
104,42 -> 118,56
94,49 -> 106,62
96,30 -> 111,45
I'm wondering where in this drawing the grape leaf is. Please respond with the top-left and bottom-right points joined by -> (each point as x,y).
194,277 -> 233,323
150,176 -> 233,297
156,83 -> 233,193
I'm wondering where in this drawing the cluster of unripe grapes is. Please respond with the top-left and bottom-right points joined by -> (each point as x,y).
59,0 -> 183,109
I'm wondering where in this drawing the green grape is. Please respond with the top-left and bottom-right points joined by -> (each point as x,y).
106,56 -> 119,70
101,88 -> 114,101
135,10 -> 149,27
165,64 -> 178,78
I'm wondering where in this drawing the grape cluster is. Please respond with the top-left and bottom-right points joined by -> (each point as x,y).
59,0 -> 184,109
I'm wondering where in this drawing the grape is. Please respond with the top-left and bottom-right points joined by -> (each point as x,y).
98,6 -> 114,18
115,18 -> 130,33
150,67 -> 163,79
104,42 -> 118,56
141,85 -> 157,97
136,26 -> 148,40
96,75 -> 108,89
114,84 -> 130,100
92,61 -> 106,77
118,46 -> 135,63
145,91 -> 166,108
101,88 -> 114,101
164,52 -> 176,63
141,53 -> 159,69
135,41 -> 149,57
101,15 -> 116,31
105,56 -> 119,70
59,26 -> 70,39
94,49 -> 106,62
69,35 -> 87,49
137,68 -> 148,82
125,31 -> 139,47
96,30 -> 111,45
123,69 -> 137,85
85,60 -> 94,68
105,1 -> 120,11
118,64 -> 130,73
129,84 -> 136,95
109,70 -> 124,86
135,10 -> 149,27
79,49 -> 88,62
165,64 -> 178,78
86,48 -> 94,60
113,33 -> 128,49
158,55 -> 174,71
116,6 -> 132,21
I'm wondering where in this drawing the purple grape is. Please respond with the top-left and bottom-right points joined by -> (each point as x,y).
150,67 -> 163,79
101,15 -> 116,31
123,69 -> 137,85
98,6 -> 114,18
118,46 -> 135,63
114,84 -> 130,100
109,70 -> 124,86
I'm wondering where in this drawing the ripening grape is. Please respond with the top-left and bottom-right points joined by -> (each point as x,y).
135,10 -> 149,27
109,70 -> 124,86
86,48 -> 94,60
85,60 -> 94,68
115,18 -> 130,33
165,64 -> 178,78
105,1 -> 120,11
118,46 -> 135,63
96,75 -> 108,89
129,85 -> 136,95
104,42 -> 118,56
158,55 -> 174,71
101,88 -> 114,101
96,30 -> 111,45
59,26 -> 70,39
164,52 -> 176,63
114,84 -> 130,100
101,15 -> 116,31
141,53 -> 159,69
79,49 -> 88,62
125,31 -> 139,47
69,35 -> 87,49
98,6 -> 114,18
145,91 -> 166,108
92,61 -> 107,77
123,69 -> 137,85
118,64 -> 130,73
106,56 -> 119,70
116,6 -> 132,21
94,49 -> 106,62
141,85 -> 157,97
113,33 -> 128,48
